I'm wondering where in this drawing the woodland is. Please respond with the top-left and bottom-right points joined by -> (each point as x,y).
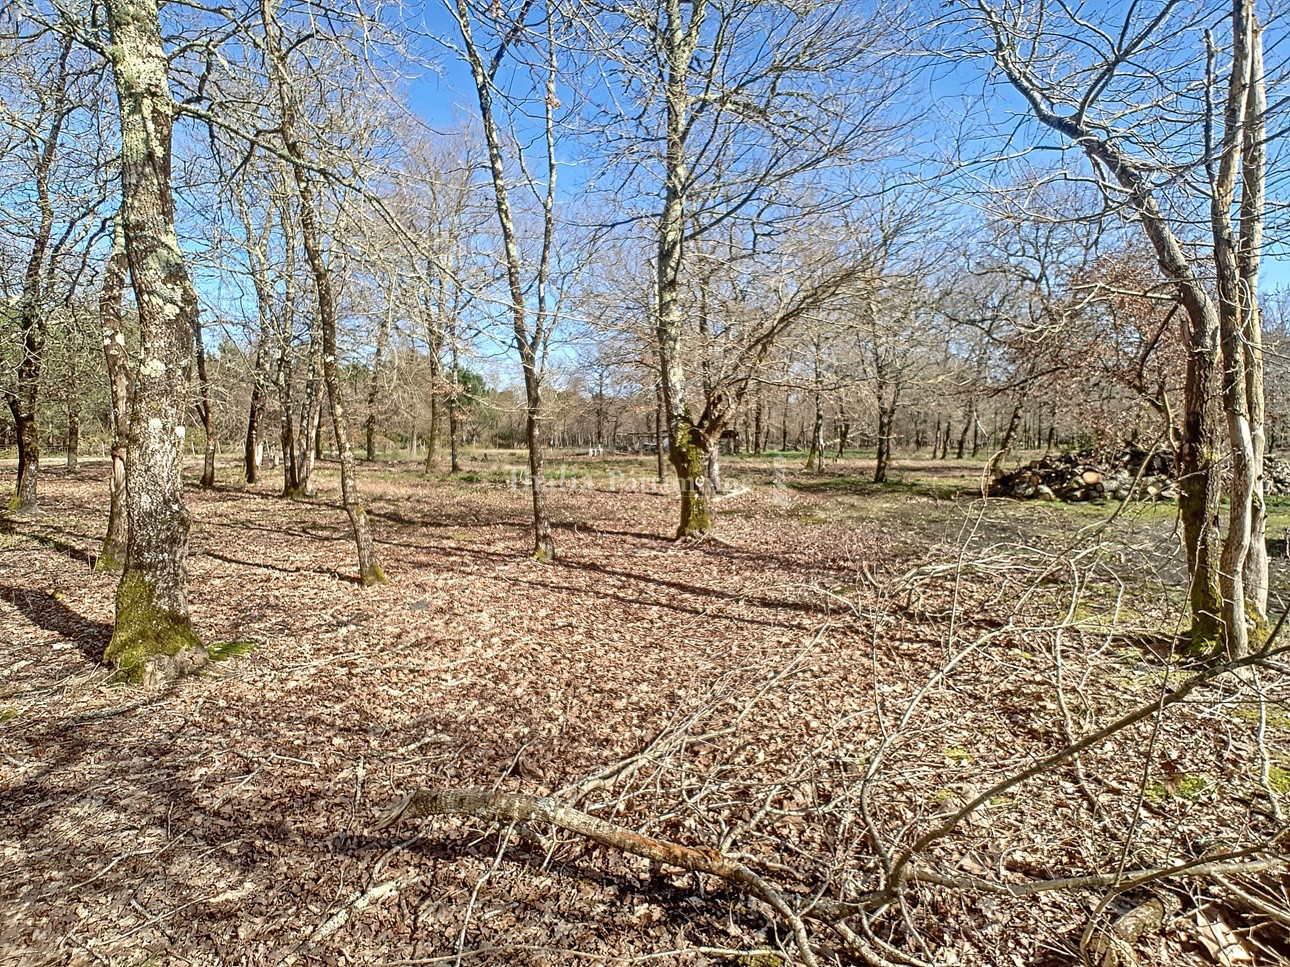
4,0 -> 1290,965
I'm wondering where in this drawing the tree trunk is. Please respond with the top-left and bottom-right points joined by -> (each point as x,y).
1215,4 -> 1265,658
526,403 -> 555,560
671,418 -> 713,538
102,0 -> 205,681
65,325 -> 79,472
97,219 -> 130,572
276,340 -> 301,496
805,387 -> 824,472
244,358 -> 265,484
448,399 -> 461,474
364,301 -> 393,462
1239,16 -> 1269,629
265,0 -> 384,585
753,392 -> 764,454
423,393 -> 439,474
956,403 -> 972,460
874,376 -> 900,484
707,446 -> 722,495
654,387 -> 665,483
194,319 -> 216,488
987,399 -> 1025,481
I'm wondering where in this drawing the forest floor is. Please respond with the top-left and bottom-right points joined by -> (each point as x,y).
2,451 -> 1289,967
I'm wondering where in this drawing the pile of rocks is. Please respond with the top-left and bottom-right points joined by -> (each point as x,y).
991,447 -> 1178,503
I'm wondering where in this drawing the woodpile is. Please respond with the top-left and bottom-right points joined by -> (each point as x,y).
1264,454 -> 1290,495
990,447 -> 1178,503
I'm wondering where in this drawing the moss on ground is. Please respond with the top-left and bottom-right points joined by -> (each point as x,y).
206,640 -> 257,662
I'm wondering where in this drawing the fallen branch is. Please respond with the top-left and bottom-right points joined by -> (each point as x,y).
377,787 -> 831,966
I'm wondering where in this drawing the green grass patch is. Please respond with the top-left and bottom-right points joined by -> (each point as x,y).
1228,702 -> 1290,731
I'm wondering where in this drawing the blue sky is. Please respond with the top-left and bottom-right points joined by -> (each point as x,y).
394,0 -> 1289,294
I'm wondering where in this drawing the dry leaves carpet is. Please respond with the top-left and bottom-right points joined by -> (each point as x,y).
1,455 -> 1287,967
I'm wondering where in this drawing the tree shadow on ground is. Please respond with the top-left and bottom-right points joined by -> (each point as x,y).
0,583 -> 111,662
1,516 -> 99,568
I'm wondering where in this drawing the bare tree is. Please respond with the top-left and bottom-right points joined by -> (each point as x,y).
585,0 -> 903,536
960,0 -> 1270,655
0,33 -> 73,515
258,0 -> 386,585
446,0 -> 565,561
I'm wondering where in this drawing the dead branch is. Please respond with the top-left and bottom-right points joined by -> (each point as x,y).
375,787 -> 874,966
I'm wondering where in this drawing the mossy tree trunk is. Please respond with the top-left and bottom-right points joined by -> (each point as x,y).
102,0 -> 204,681
670,418 -> 714,538
97,218 -> 130,572
981,2 -> 1266,654
262,0 -> 386,585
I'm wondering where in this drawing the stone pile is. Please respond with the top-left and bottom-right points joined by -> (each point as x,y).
991,447 -> 1178,503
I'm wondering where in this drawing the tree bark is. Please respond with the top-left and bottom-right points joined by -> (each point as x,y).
986,398 -> 1024,481
97,219 -> 130,572
1215,3 -> 1266,658
244,353 -> 266,484
956,402 -> 972,460
1238,15 -> 1268,626
654,385 -> 665,483
873,379 -> 900,484
102,0 -> 205,681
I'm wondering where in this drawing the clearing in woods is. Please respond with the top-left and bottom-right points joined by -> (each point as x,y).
1,453 -> 1287,966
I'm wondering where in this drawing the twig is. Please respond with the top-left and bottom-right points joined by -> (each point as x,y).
277,873 -> 418,966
